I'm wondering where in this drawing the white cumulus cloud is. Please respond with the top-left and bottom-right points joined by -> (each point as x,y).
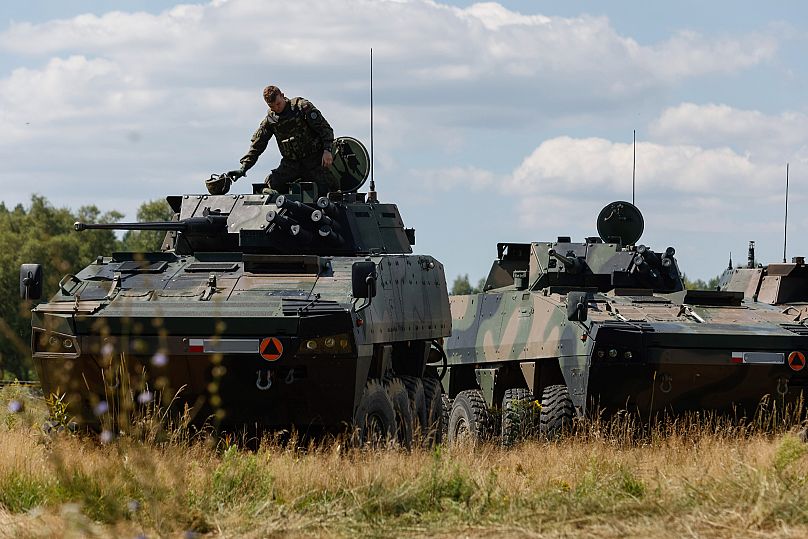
508,136 -> 780,196
650,103 -> 808,162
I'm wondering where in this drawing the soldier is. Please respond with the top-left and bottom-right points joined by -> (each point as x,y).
227,85 -> 338,196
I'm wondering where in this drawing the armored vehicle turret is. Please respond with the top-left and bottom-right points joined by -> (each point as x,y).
443,202 -> 808,445
23,138 -> 450,445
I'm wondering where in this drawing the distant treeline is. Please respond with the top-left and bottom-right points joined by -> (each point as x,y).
0,196 -> 172,380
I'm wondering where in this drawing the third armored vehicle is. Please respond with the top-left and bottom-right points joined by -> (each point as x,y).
21,138 -> 450,445
442,202 -> 808,444
720,241 -> 808,324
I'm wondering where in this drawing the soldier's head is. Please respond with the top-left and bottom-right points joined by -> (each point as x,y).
263,85 -> 286,113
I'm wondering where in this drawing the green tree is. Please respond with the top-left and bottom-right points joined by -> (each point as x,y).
0,196 -> 120,380
451,274 -> 486,295
119,198 -> 174,252
682,274 -> 720,290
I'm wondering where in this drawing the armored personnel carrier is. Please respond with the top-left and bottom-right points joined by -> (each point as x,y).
20,138 -> 451,445
443,201 -> 808,444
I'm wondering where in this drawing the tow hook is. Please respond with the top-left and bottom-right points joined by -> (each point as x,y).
255,370 -> 272,391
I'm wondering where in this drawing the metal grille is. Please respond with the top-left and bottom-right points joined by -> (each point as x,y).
781,323 -> 808,336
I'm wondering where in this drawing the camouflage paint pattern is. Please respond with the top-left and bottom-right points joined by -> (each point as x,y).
31,190 -> 450,431
446,234 -> 808,417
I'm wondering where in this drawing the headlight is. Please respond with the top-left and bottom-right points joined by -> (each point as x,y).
298,333 -> 354,356
33,329 -> 80,358
594,347 -> 638,362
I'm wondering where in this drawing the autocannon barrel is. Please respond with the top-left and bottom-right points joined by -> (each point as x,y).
74,215 -> 227,235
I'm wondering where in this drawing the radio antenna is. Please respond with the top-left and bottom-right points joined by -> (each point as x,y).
783,162 -> 789,263
368,48 -> 377,202
632,129 -> 636,206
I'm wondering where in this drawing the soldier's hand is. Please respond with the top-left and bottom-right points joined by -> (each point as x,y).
227,169 -> 246,181
322,150 -> 333,168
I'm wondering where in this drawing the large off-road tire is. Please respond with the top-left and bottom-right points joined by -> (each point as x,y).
501,388 -> 536,447
421,377 -> 444,447
386,378 -> 414,449
448,389 -> 491,444
539,384 -> 574,438
400,375 -> 427,439
353,379 -> 396,447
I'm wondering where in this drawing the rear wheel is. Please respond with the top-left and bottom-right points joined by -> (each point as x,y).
353,379 -> 396,446
421,377 -> 444,446
448,389 -> 490,444
539,384 -> 574,438
401,375 -> 427,442
441,393 -> 451,443
386,378 -> 414,449
501,388 -> 536,446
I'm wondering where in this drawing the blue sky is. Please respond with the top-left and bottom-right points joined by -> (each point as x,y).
1,1 -> 807,283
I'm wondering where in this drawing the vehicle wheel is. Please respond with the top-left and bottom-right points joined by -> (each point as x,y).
501,388 -> 536,447
386,378 -> 414,449
440,393 -> 451,443
353,379 -> 396,447
448,389 -> 491,444
401,375 -> 427,441
539,384 -> 574,438
421,377 -> 444,446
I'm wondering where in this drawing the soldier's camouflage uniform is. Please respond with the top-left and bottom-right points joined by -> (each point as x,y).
239,97 -> 337,195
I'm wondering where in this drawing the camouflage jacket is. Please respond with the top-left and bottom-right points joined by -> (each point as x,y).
239,97 -> 334,170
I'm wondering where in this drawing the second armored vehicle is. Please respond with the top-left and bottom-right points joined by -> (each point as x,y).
443,202 -> 808,444
21,138 -> 451,445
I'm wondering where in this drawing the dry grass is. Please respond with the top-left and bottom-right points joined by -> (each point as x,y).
2,386 -> 808,538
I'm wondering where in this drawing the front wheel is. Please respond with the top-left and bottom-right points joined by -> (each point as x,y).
448,389 -> 490,445
353,379 -> 396,447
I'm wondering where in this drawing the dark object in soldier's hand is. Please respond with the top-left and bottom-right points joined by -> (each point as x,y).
227,169 -> 245,180
206,173 -> 232,195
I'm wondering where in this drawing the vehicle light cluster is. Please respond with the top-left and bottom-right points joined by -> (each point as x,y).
33,329 -> 80,358
594,347 -> 636,361
298,333 -> 353,355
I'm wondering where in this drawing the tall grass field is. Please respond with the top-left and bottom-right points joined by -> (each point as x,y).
2,384 -> 808,538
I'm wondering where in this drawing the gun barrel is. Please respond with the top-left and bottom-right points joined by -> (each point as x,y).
74,221 -> 182,232
74,215 -> 226,235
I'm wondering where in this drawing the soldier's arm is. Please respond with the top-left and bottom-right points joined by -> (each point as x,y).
238,117 -> 273,172
302,102 -> 335,153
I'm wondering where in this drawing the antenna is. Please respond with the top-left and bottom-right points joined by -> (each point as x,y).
632,129 -> 636,205
783,163 -> 789,263
367,48 -> 377,202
